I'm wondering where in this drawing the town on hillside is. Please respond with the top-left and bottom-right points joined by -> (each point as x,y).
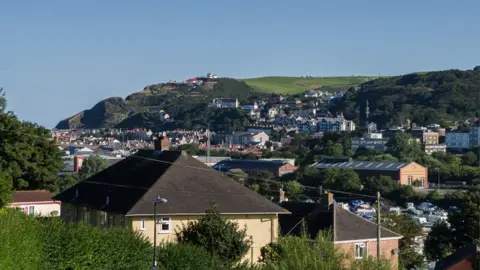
3,54 -> 480,270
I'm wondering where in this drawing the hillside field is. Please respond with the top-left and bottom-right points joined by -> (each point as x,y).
243,76 -> 377,94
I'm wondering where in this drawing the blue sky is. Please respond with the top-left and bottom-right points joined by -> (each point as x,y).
1,0 -> 479,128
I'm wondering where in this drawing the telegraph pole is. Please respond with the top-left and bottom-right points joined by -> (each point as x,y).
207,123 -> 211,164
377,191 -> 381,261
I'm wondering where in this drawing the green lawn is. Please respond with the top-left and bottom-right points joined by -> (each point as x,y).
243,76 -> 377,94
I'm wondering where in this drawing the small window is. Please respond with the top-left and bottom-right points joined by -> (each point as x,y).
159,217 -> 171,233
98,212 -> 107,227
140,218 -> 147,231
354,243 -> 365,259
28,206 -> 35,216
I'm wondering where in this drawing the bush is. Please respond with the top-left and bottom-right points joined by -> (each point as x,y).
176,201 -> 251,263
260,233 -> 392,270
38,218 -> 151,269
156,243 -> 227,270
0,208 -> 43,270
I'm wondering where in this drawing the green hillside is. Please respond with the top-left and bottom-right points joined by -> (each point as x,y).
243,76 -> 376,94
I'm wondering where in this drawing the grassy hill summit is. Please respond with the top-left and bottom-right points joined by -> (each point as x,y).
244,76 -> 376,94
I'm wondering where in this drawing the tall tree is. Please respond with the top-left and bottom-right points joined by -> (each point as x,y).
381,212 -> 425,269
0,89 -> 64,192
176,201 -> 251,263
424,190 -> 480,260
78,155 -> 109,180
385,132 -> 422,161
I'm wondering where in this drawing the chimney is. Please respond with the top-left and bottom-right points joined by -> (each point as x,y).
319,192 -> 334,207
279,186 -> 286,203
74,156 -> 84,173
154,132 -> 169,151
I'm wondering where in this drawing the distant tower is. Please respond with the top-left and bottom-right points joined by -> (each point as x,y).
364,100 -> 370,127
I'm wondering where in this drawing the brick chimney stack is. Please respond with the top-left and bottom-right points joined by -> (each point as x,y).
154,132 -> 169,151
73,156 -> 84,173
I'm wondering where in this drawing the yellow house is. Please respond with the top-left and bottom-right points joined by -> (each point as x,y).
54,136 -> 288,263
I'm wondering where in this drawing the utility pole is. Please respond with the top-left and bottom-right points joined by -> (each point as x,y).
377,191 -> 381,261
207,123 -> 211,164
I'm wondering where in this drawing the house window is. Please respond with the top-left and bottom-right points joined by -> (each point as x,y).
420,177 -> 425,187
28,206 -> 35,215
120,216 -> 125,228
354,243 -> 365,259
140,218 -> 147,231
159,217 -> 171,233
408,176 -> 413,185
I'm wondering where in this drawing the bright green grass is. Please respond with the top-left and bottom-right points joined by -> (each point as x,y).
243,76 -> 377,94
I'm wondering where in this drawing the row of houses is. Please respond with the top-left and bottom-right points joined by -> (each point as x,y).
47,136 -> 404,267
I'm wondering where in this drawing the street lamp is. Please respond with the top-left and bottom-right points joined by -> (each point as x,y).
152,196 -> 168,270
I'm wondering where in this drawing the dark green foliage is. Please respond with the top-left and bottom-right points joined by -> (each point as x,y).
424,221 -> 453,261
78,155 -> 109,180
156,243 -> 227,270
0,208 -> 43,269
260,233 -> 392,270
424,190 -> 480,261
176,201 -> 252,263
381,211 -> 425,269
0,171 -> 13,207
332,68 -> 480,128
0,90 -> 64,193
320,168 -> 362,191
385,132 -> 422,162
38,218 -> 151,270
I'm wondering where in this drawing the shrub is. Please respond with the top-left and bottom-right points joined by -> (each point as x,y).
156,243 -> 227,270
38,218 -> 151,269
0,208 -> 43,270
260,233 -> 392,270
176,201 -> 251,263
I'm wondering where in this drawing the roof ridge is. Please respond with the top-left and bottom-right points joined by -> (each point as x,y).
126,151 -> 182,215
335,205 -> 402,238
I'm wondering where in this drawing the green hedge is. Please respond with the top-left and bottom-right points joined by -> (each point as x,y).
0,208 -> 43,270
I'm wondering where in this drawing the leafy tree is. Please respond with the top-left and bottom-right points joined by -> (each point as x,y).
284,181 -> 304,199
385,133 -> 422,161
321,168 -> 362,191
0,90 -> 64,191
462,151 -> 478,166
78,155 -> 109,180
424,190 -> 480,261
381,212 -> 425,269
0,171 -> 13,207
424,221 -> 453,261
176,201 -> 252,263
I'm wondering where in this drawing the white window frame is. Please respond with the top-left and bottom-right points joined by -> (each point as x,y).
158,217 -> 171,234
140,218 -> 147,231
28,206 -> 35,215
354,243 -> 365,259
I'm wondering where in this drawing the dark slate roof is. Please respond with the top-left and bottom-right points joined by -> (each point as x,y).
314,160 -> 410,172
213,159 -> 287,170
434,243 -> 476,270
54,150 -> 288,216
279,202 -> 401,242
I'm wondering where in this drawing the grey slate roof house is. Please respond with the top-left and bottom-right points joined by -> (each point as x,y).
279,194 -> 402,265
53,137 -> 289,262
